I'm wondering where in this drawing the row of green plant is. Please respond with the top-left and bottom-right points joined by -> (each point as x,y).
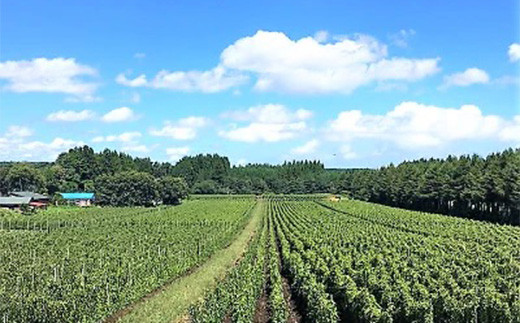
271,198 -> 520,322
0,199 -> 254,322
189,203 -> 268,322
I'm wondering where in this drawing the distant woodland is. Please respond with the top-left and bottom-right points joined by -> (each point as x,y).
0,146 -> 518,225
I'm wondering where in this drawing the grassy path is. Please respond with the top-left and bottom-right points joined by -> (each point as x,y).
113,200 -> 264,323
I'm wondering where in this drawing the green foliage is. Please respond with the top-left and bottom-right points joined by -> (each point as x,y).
269,197 -> 520,323
158,176 -> 188,205
0,199 -> 254,322
190,207 -> 267,322
95,171 -> 159,207
3,163 -> 45,192
342,149 -> 520,225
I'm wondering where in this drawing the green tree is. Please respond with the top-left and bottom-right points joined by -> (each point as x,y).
158,176 -> 189,205
95,171 -> 159,206
5,164 -> 45,192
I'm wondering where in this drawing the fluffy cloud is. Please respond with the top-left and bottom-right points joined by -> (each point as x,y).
220,31 -> 439,94
117,30 -> 439,94
340,144 -> 358,160
166,147 -> 190,161
150,117 -> 208,140
102,107 -> 137,123
92,132 -> 141,143
121,144 -> 150,153
5,125 -> 33,138
0,133 -> 83,161
0,58 -> 99,101
116,66 -> 247,93
442,68 -> 490,88
219,104 -> 312,142
116,74 -> 148,87
326,101 -> 513,149
313,30 -> 329,43
291,139 -> 319,155
46,109 -> 96,122
389,29 -> 416,48
499,116 -> 520,141
508,43 -> 520,62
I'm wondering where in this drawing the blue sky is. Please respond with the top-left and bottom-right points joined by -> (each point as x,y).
0,0 -> 519,167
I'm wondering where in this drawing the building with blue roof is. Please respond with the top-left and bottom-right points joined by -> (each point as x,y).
59,193 -> 95,207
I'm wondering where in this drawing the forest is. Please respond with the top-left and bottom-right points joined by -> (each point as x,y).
0,146 -> 518,224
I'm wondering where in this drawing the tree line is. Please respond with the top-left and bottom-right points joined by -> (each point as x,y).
342,148 -> 520,225
0,145 -> 518,225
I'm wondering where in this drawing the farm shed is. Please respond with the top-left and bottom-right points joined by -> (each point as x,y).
59,193 -> 95,207
0,196 -> 32,210
10,191 -> 50,203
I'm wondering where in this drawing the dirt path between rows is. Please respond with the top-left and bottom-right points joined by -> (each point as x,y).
105,200 -> 264,323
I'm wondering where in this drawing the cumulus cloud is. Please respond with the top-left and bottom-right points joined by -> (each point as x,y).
117,30 -> 439,94
325,101 -> 513,149
166,147 -> 190,161
150,117 -> 208,140
5,125 -> 33,138
116,74 -> 148,87
340,144 -> 358,160
508,43 -> 520,62
102,107 -> 137,123
234,158 -> 248,166
0,135 -> 84,162
313,30 -> 329,43
442,68 -> 490,88
92,132 -> 142,143
291,139 -> 320,155
46,109 -> 96,122
116,66 -> 247,93
121,144 -> 150,153
219,104 -> 312,142
389,29 -> 416,48
0,57 -> 99,101
499,116 -> 520,141
220,31 -> 439,94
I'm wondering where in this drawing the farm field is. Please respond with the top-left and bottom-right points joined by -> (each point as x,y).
1,196 -> 519,322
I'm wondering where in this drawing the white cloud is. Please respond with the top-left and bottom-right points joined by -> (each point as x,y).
46,109 -> 96,122
219,104 -> 312,142
508,43 -> 520,62
117,30 -> 439,94
326,101 -> 508,149
389,29 -> 416,48
291,139 -> 319,155
340,144 -> 358,160
499,116 -> 520,141
0,58 -> 99,101
116,74 -> 148,87
220,30 -> 439,94
375,82 -> 408,92
92,132 -> 142,143
130,92 -> 141,103
0,136 -> 84,161
442,68 -> 490,88
150,66 -> 247,92
166,147 -> 190,161
313,30 -> 329,43
102,107 -> 137,123
235,158 -> 248,166
122,144 -> 149,153
116,66 -> 247,93
150,117 -> 208,140
134,53 -> 146,59
5,125 -> 33,138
